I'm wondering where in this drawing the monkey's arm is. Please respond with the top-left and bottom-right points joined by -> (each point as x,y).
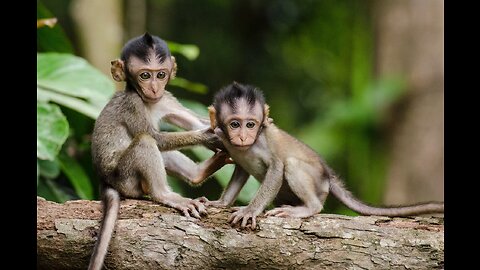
124,102 -> 215,151
163,150 -> 230,186
128,119 -> 215,151
229,159 -> 284,229
162,92 -> 210,130
202,165 -> 250,208
151,128 -> 216,151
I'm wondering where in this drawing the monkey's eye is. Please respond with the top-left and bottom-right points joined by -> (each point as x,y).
229,121 -> 240,129
139,72 -> 151,80
157,71 -> 167,79
246,122 -> 256,129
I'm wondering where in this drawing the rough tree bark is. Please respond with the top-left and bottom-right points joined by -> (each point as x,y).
37,197 -> 444,270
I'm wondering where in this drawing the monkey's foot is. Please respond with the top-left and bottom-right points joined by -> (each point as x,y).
229,206 -> 261,229
265,205 -> 318,218
196,197 -> 229,208
159,193 -> 208,219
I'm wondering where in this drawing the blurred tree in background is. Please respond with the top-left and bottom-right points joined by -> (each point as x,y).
37,0 -> 443,215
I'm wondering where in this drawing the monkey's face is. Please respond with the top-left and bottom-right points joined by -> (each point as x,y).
127,54 -> 175,103
220,100 -> 264,150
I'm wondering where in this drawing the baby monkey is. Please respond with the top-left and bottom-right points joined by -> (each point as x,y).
203,82 -> 444,229
88,33 -> 228,270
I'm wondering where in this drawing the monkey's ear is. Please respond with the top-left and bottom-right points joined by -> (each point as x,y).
208,106 -> 217,130
110,59 -> 126,82
263,104 -> 271,126
170,56 -> 177,80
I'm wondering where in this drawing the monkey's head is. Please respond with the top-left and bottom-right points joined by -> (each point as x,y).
110,32 -> 178,103
208,82 -> 271,151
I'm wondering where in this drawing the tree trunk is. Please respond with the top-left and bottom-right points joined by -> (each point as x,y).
69,0 -> 124,90
37,197 -> 444,269
373,0 -> 444,205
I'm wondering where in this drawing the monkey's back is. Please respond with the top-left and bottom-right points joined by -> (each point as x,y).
266,124 -> 324,165
91,91 -> 135,178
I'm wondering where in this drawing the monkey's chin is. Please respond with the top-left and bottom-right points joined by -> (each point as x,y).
231,144 -> 253,151
142,96 -> 163,103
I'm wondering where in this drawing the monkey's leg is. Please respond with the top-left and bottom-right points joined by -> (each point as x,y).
116,134 -> 206,218
163,150 -> 230,186
265,158 -> 326,218
198,165 -> 250,208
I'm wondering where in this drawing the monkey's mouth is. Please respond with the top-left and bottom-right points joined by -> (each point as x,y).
143,95 -> 163,103
231,143 -> 253,150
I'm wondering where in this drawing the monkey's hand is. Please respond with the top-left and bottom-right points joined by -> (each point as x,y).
228,206 -> 262,230
196,197 -> 230,208
215,150 -> 234,164
201,127 -> 225,151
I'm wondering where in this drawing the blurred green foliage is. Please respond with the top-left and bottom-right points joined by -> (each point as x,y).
37,3 -> 113,202
38,0 -> 406,215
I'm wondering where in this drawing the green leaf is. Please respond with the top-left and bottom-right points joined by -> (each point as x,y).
38,159 -> 61,179
38,178 -> 72,203
37,102 -> 69,160
37,2 -> 75,53
37,53 -> 115,110
170,77 -> 208,94
167,41 -> 200,60
37,87 -> 101,119
57,152 -> 94,200
177,99 -> 209,117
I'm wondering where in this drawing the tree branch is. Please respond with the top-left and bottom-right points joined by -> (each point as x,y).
37,196 -> 444,269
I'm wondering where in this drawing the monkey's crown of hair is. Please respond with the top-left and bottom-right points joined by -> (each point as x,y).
213,81 -> 265,110
121,33 -> 171,63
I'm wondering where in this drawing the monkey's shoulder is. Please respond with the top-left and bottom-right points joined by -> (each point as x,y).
263,124 -> 320,162
101,91 -> 141,113
263,125 -> 297,149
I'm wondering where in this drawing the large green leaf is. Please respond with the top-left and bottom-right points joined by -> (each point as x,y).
37,102 -> 69,160
38,159 -> 61,179
57,152 -> 94,200
170,77 -> 208,94
38,178 -> 72,203
37,53 -> 115,113
167,41 -> 200,61
37,87 -> 100,119
177,98 -> 210,116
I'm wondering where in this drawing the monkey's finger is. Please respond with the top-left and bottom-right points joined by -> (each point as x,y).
225,157 -> 235,164
187,204 -> 201,219
227,213 -> 235,223
228,212 -> 238,223
265,209 -> 281,216
251,216 -> 257,229
196,196 -> 209,203
231,213 -> 243,225
182,208 -> 191,218
193,200 -> 208,215
274,212 -> 290,218
241,214 -> 251,228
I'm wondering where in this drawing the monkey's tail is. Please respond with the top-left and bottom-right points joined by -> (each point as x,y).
88,186 -> 120,270
329,176 -> 444,216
